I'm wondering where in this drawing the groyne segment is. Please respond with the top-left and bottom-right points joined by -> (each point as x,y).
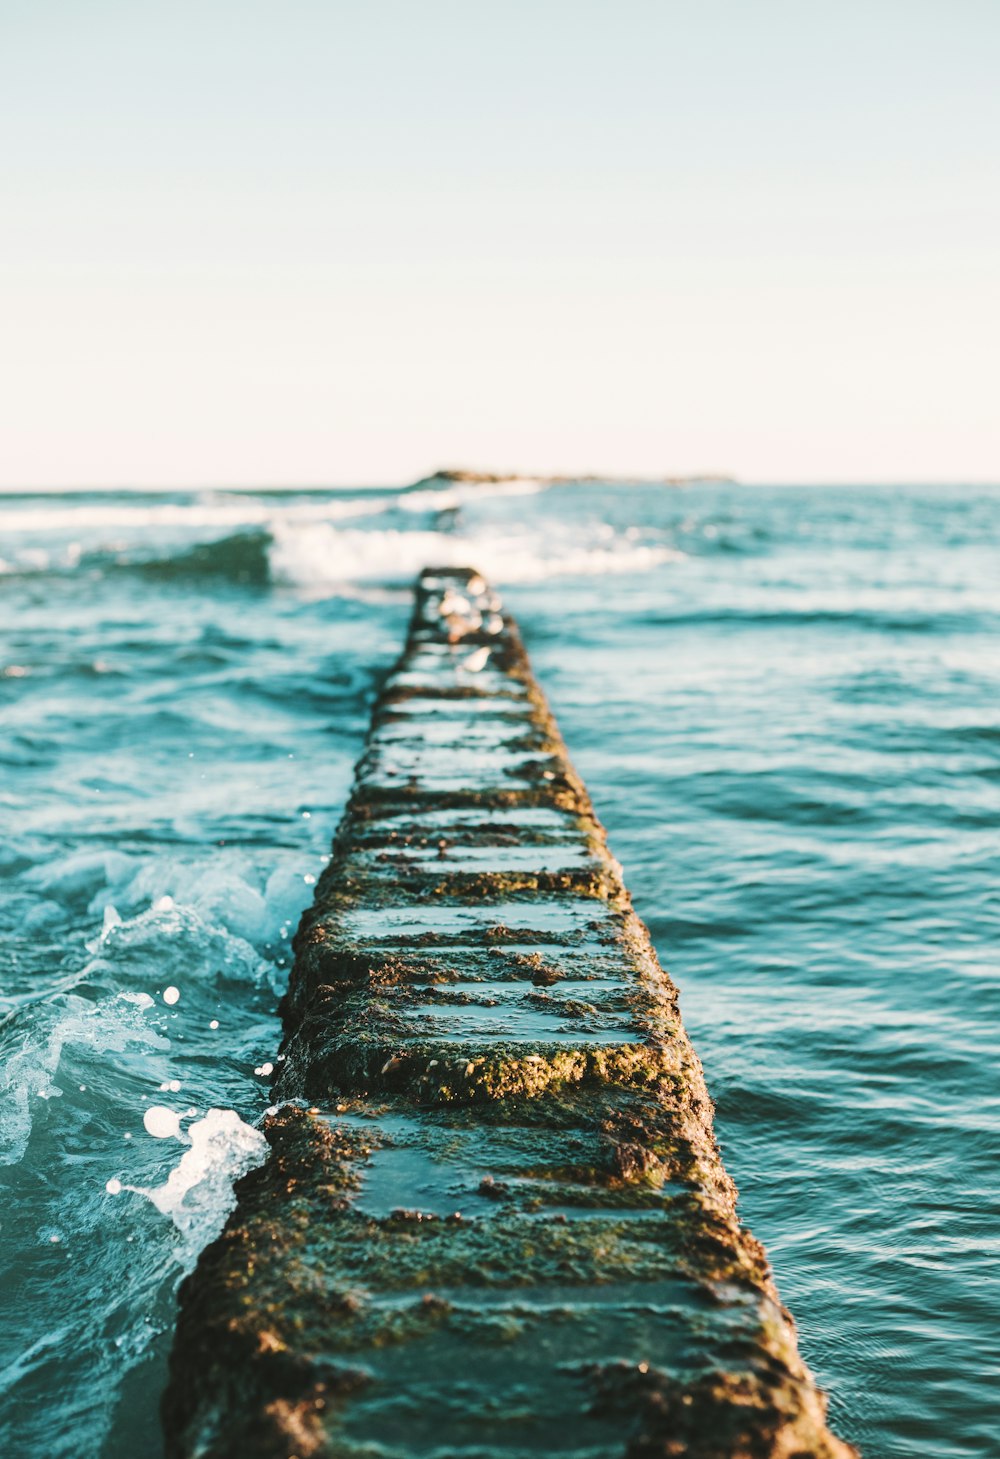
162,568 -> 854,1459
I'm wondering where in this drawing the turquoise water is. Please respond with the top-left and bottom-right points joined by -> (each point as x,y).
1,480 -> 997,1456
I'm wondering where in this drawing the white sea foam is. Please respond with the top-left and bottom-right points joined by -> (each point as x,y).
269,521 -> 681,590
84,903 -> 123,953
26,848 -> 136,900
82,852 -> 311,950
1,479 -> 681,594
143,1105 -> 182,1139
0,995 -> 170,1165
0,494 -> 388,536
121,991 -> 156,1011
140,1108 -> 268,1255
100,904 -> 122,939
82,895 -> 279,1003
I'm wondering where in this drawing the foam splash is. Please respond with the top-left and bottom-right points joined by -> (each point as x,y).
22,843 -> 312,956
26,848 -> 135,901
139,1108 -> 268,1255
83,853 -> 313,949
143,1105 -> 182,1139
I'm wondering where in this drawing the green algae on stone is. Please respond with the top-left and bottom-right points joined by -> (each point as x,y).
162,568 -> 855,1459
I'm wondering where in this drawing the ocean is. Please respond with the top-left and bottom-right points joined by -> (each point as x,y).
1,479 -> 997,1457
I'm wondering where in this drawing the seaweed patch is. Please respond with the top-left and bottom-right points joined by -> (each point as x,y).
162,568 -> 855,1458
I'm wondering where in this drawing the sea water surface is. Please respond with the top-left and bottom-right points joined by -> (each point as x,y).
1,480 -> 997,1457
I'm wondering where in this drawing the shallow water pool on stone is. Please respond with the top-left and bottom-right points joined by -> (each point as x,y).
338,899 -> 618,943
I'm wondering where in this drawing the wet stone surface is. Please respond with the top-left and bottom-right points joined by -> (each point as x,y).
162,568 -> 856,1459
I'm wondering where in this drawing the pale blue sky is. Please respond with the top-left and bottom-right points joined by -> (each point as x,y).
1,0 -> 997,485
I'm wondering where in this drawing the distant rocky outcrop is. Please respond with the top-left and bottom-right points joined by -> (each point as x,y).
408,466 -> 737,490
410,468 -> 522,487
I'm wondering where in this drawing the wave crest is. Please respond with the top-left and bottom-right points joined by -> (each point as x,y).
268,521 -> 681,589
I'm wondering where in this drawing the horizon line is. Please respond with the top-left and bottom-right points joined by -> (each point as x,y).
2,476 -> 1000,494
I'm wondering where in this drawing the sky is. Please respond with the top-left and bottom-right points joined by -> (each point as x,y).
1,0 -> 997,487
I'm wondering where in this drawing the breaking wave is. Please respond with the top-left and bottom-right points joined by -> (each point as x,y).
0,842 -> 311,1453
0,492 -> 390,537
0,479 -> 678,592
267,521 -> 682,589
1,521 -> 680,591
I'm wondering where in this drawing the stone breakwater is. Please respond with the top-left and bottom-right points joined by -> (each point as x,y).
161,568 -> 855,1459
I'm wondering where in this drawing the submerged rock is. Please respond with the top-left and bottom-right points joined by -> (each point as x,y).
161,567 -> 854,1458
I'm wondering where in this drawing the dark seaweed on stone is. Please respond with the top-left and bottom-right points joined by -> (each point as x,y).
161,567 -> 855,1459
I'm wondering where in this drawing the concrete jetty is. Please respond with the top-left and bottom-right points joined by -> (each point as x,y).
162,568 -> 854,1458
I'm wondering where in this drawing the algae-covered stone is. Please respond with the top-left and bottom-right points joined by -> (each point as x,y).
162,568 -> 855,1458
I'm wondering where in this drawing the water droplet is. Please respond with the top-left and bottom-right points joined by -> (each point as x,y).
106,1177 -> 123,1195
163,986 -> 180,1005
461,646 -> 490,673
143,1105 -> 182,1139
209,1019 -> 219,1029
